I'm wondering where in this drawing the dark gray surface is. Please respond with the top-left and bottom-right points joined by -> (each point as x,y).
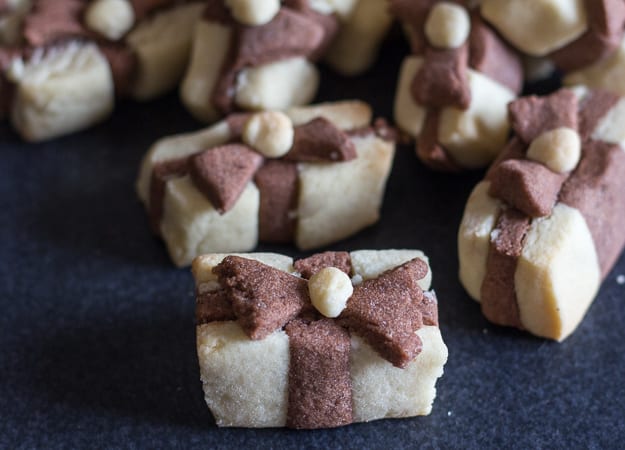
1,35 -> 624,450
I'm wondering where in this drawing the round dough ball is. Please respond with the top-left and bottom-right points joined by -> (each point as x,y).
85,0 -> 135,41
243,111 -> 295,158
225,0 -> 280,26
308,267 -> 353,318
425,2 -> 471,49
526,127 -> 581,173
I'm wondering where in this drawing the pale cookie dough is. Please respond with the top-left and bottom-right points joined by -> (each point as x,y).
0,1 -> 207,141
194,250 -> 447,428
136,101 -> 396,267
0,0 -> 32,45
9,42 -> 114,142
458,88 -> 625,340
126,2 -> 205,100
481,0 -> 588,56
324,0 -> 393,76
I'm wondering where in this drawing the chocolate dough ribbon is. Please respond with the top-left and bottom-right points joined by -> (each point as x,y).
196,253 -> 438,428
205,2 -> 338,114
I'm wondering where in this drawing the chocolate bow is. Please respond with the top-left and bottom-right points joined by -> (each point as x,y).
488,89 -> 579,219
196,251 -> 438,428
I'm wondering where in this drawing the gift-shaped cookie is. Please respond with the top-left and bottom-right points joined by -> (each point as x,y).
391,0 -> 523,170
180,0 -> 392,123
0,0 -> 205,141
136,101 -> 395,266
481,0 -> 625,72
458,87 -> 625,340
193,249 -> 447,428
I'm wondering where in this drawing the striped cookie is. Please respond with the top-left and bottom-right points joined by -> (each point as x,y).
458,87 -> 625,340
193,249 -> 447,428
136,101 -> 395,266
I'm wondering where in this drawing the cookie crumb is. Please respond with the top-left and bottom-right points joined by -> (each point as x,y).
617,275 -> 625,285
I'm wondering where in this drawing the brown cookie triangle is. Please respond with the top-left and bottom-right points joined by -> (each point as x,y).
285,117 -> 357,162
189,144 -> 263,214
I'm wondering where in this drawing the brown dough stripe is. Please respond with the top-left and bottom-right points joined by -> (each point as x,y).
148,114 -> 360,243
197,253 -> 437,428
206,3 -> 338,115
480,209 -> 529,328
480,88 -> 625,330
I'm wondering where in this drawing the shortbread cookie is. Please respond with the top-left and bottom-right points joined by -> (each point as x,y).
458,87 -> 625,340
0,0 -> 204,140
481,0 -> 625,72
564,36 -> 625,96
193,249 -> 447,428
391,0 -> 522,170
136,101 -> 395,267
181,0 -> 392,123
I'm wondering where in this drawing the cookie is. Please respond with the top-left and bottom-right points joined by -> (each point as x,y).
391,0 -> 523,171
0,0 -> 204,141
481,0 -> 625,72
193,249 -> 447,428
136,101 -> 396,267
180,0 -> 392,123
458,87 -> 625,340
